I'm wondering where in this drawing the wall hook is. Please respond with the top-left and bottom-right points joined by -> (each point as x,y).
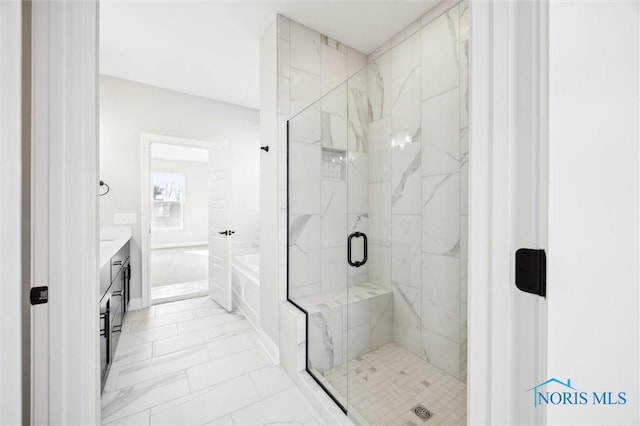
99,180 -> 110,197
260,146 -> 269,152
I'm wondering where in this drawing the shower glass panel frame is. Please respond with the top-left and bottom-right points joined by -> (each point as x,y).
286,78 -> 353,414
287,64 -> 395,418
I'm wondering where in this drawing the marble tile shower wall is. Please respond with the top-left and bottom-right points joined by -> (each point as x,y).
364,1 -> 469,379
280,0 -> 468,381
279,16 -> 369,302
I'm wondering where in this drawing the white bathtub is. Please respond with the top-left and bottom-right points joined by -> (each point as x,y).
231,253 -> 260,326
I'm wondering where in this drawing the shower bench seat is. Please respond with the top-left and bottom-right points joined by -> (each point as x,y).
294,283 -> 394,374
294,282 -> 391,314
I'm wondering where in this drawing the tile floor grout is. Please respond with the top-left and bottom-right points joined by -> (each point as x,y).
101,296 -> 321,426
104,295 -> 466,426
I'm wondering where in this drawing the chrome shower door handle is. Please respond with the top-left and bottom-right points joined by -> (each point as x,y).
347,231 -> 368,267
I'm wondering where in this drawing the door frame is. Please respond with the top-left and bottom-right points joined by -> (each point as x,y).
29,1 -> 100,424
27,0 -> 551,424
467,1 -> 549,424
140,132 -> 216,308
0,0 -> 27,424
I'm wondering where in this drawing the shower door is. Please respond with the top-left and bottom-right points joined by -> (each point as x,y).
287,62 -> 392,416
288,80 -> 352,411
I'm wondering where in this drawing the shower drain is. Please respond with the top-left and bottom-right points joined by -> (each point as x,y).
412,404 -> 433,421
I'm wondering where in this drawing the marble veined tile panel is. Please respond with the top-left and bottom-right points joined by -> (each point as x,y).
321,44 -> 347,96
205,329 -> 259,361
369,116 -> 392,184
231,387 -> 318,426
249,365 -> 295,399
187,348 -> 272,392
422,173 -> 460,256
295,282 -> 390,314
391,29 -> 420,79
421,5 -> 459,101
149,375 -> 261,426
308,307 -> 344,372
422,252 -> 460,342
369,182 -> 391,246
101,371 -> 190,424
368,53 -> 392,121
290,21 -> 321,75
151,324 -> 230,357
421,329 -> 460,378
422,88 -> 460,177
291,68 -> 321,117
370,293 -> 393,350
289,101 -> 321,145
289,214 -> 321,289
392,281 -> 422,357
320,112 -> 347,150
391,140 -> 422,214
347,88 -> 370,153
114,346 -> 210,390
392,214 -> 422,288
391,69 -> 421,146
289,143 -> 321,214
320,246 -> 348,294
321,181 -> 347,249
347,152 -> 369,214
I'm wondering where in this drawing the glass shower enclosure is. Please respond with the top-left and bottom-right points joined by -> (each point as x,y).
287,3 -> 469,424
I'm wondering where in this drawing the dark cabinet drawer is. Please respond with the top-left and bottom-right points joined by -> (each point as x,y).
110,302 -> 123,359
110,242 -> 129,284
123,259 -> 131,314
100,240 -> 130,394
99,297 -> 110,391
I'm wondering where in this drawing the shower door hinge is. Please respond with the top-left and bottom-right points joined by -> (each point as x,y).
515,249 -> 546,297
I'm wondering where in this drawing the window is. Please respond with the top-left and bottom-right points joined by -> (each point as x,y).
151,172 -> 185,230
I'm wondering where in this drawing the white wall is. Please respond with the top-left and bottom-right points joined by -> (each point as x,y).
100,75 -> 260,303
548,1 -> 639,424
259,20 -> 280,346
150,158 -> 209,248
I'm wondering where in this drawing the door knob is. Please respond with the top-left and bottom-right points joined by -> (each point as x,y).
218,230 -> 235,236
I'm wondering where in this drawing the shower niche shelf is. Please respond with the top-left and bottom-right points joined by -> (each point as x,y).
320,148 -> 346,181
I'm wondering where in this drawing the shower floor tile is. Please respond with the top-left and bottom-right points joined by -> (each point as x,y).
323,343 -> 466,425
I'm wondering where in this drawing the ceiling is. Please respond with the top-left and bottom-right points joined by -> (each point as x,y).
100,1 -> 438,109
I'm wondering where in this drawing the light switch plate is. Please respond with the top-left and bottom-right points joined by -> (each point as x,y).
114,213 -> 137,225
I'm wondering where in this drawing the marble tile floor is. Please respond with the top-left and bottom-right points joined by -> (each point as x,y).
151,280 -> 208,305
101,296 -> 324,426
323,344 -> 466,426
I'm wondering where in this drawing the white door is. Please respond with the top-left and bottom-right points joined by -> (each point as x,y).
208,140 -> 233,311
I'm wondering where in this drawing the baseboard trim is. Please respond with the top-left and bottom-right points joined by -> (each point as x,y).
151,241 -> 208,250
127,297 -> 143,311
256,327 -> 280,364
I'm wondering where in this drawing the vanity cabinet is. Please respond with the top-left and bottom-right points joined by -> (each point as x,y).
99,241 -> 130,392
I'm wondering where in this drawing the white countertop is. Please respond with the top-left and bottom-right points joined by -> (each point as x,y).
100,226 -> 132,268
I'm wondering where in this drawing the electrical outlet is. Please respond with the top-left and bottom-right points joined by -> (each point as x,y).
114,213 -> 137,225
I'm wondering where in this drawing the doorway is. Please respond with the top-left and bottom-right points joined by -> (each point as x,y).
141,135 -> 214,305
